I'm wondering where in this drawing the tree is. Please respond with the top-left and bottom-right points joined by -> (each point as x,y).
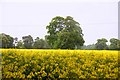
118,40 -> 120,50
33,37 -> 50,49
0,33 -> 14,48
46,16 -> 65,48
46,16 -> 85,49
22,35 -> 33,49
109,38 -> 120,50
0,33 -> 8,48
16,40 -> 24,49
7,35 -> 14,48
95,38 -> 108,50
13,37 -> 18,48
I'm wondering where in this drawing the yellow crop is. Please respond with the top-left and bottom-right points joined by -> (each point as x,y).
1,49 -> 119,79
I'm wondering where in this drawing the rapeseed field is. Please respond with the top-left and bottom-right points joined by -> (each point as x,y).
1,49 -> 119,79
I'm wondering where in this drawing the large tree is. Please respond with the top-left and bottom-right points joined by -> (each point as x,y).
46,16 -> 85,49
0,33 -> 14,48
95,38 -> 108,50
109,38 -> 120,50
22,35 -> 33,49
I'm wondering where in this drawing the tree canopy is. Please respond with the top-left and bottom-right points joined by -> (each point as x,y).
46,16 -> 85,49
0,33 -> 14,48
109,38 -> 120,50
33,37 -> 50,49
95,38 -> 108,50
22,35 -> 33,49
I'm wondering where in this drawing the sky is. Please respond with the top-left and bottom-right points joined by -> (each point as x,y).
0,0 -> 119,45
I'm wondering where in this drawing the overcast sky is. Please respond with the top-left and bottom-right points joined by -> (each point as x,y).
0,0 -> 119,45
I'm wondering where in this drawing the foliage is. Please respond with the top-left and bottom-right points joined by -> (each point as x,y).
16,40 -> 24,49
22,35 -> 33,49
1,49 -> 118,79
95,38 -> 108,50
46,16 -> 85,49
13,37 -> 18,48
33,37 -> 50,49
109,38 -> 120,50
81,44 -> 96,50
1,33 -> 120,50
0,33 -> 14,48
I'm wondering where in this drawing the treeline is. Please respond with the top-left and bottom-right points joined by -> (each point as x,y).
0,33 -> 120,50
0,16 -> 120,50
0,33 -> 50,49
81,38 -> 120,50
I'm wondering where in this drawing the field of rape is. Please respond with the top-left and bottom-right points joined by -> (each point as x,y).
1,49 -> 119,79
